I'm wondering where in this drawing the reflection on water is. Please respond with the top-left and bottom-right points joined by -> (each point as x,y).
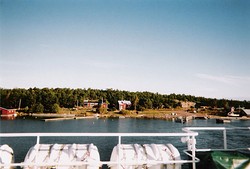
0,118 -> 249,163
1,115 -> 16,120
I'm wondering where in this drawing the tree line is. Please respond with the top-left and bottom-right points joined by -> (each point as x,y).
0,88 -> 249,113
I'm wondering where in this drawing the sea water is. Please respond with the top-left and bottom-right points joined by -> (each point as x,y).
0,118 -> 249,165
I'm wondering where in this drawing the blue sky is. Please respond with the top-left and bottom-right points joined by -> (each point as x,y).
1,0 -> 250,100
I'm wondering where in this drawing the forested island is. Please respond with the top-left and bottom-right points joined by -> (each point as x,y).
1,88 -> 249,117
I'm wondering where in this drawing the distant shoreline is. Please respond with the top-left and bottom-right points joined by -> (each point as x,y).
17,109 -> 250,121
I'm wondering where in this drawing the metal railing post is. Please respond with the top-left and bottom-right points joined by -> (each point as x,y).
191,135 -> 196,169
223,129 -> 227,149
36,135 -> 40,145
118,135 -> 121,169
118,135 -> 121,145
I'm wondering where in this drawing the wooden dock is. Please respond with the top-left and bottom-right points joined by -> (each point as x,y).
43,117 -> 74,122
43,116 -> 96,121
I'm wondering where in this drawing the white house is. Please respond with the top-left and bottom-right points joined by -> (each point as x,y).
118,100 -> 131,111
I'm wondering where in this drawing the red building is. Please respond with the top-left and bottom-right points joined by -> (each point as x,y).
0,107 -> 17,117
83,100 -> 99,108
83,100 -> 108,109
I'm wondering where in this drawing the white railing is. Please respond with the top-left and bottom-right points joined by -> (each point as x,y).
0,132 -> 199,169
2,127 -> 248,169
183,127 -> 250,150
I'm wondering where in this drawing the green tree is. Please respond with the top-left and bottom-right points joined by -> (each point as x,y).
32,103 -> 44,113
97,107 -> 107,114
132,94 -> 139,110
51,103 -> 60,113
1,87 -> 249,113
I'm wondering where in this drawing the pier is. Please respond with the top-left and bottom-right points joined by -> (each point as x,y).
43,116 -> 95,121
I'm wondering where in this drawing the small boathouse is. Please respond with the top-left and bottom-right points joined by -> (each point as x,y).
0,107 -> 17,117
